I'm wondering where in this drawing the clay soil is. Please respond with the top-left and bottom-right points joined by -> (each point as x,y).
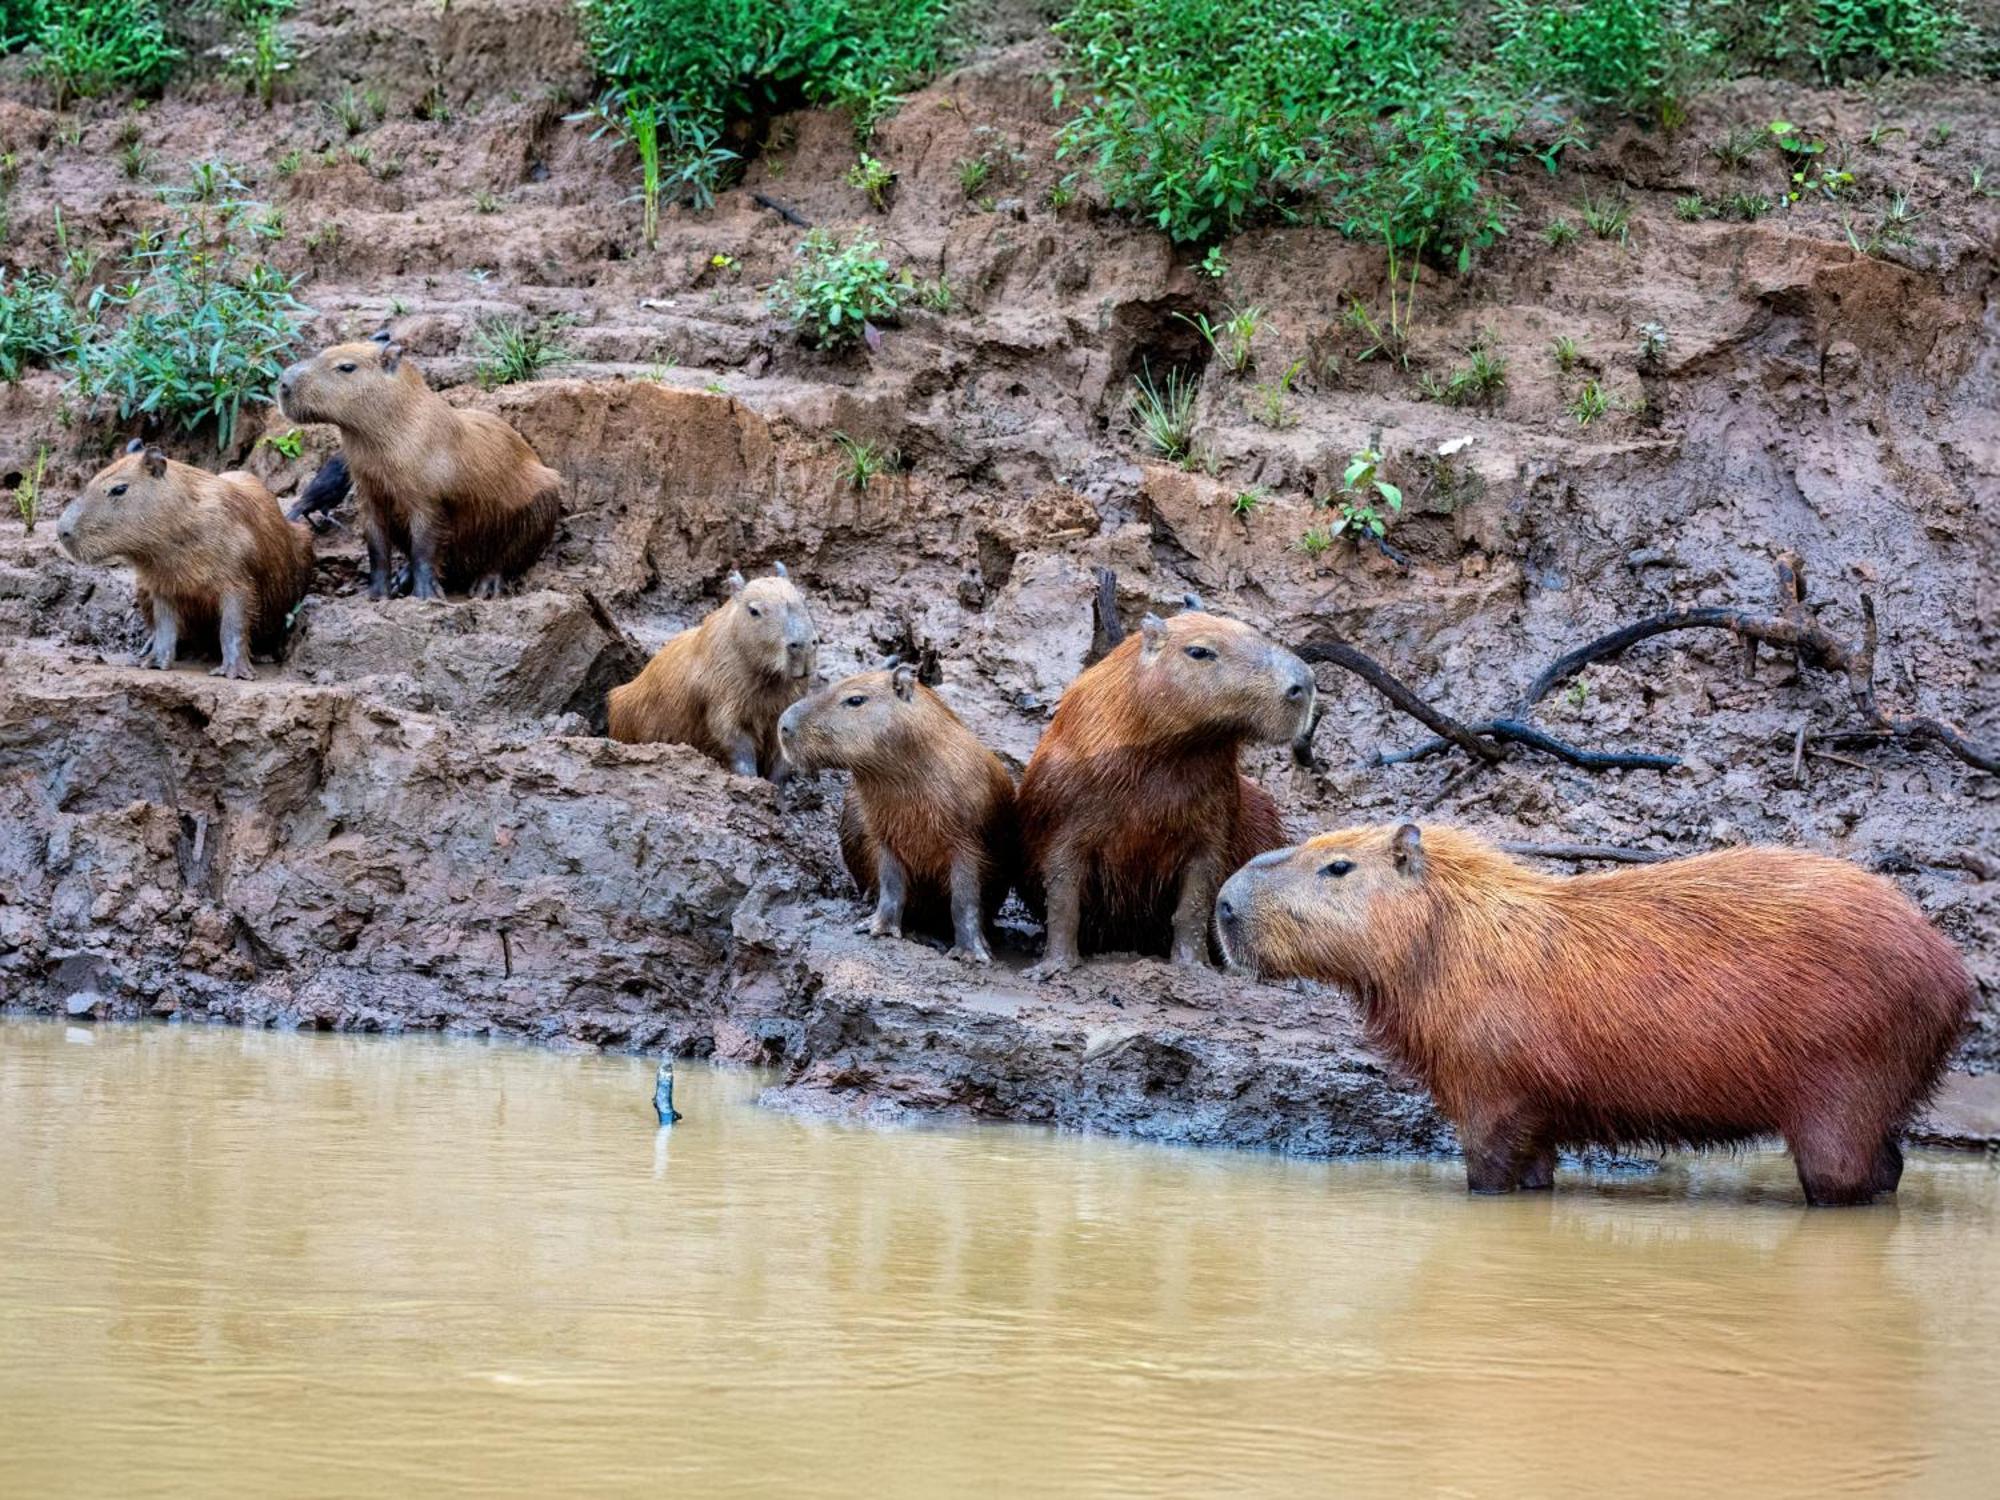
0,1 -> 1994,1153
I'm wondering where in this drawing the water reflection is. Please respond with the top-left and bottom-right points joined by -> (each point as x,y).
1,1019 -> 1995,1498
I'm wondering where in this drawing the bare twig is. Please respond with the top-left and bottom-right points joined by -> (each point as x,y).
752,192 -> 810,227
1499,842 -> 1675,865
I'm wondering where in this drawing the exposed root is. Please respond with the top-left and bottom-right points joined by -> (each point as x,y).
751,192 -> 810,228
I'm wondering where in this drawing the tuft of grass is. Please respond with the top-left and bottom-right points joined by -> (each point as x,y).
832,431 -> 897,490
1551,334 -> 1580,371
1128,361 -> 1198,459
956,155 -> 990,197
472,189 -> 501,214
1567,378 -> 1612,426
1723,190 -> 1771,221
1173,303 -> 1263,376
1295,525 -> 1334,557
1577,192 -> 1629,244
470,317 -> 567,389
1673,193 -> 1706,221
1432,341 -> 1507,405
1231,485 -> 1267,517
1542,216 -> 1578,248
26,1 -> 179,107
13,442 -> 48,532
1708,124 -> 1764,170
1248,358 -> 1302,428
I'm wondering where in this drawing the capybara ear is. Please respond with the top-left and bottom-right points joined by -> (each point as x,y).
725,569 -> 747,594
370,328 -> 394,345
124,437 -> 146,454
1182,591 -> 1203,613
891,664 -> 917,702
379,342 -> 404,373
141,446 -> 168,478
772,560 -> 789,579
1139,612 -> 1167,655
1392,823 -> 1425,877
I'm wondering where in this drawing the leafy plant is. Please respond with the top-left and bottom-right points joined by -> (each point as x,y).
1708,123 -> 1764,170
1567,378 -> 1612,425
470,316 -> 567,389
1551,333 -> 1580,371
1674,193 -> 1706,221
1431,342 -> 1508,405
1231,485 -> 1266,517
1296,525 -> 1334,556
1723,189 -> 1771,220
227,9 -> 294,107
1173,304 -> 1262,376
1248,358 -> 1302,428
1198,246 -> 1229,279
120,137 -> 154,180
1334,445 -> 1402,540
1490,0 -> 1716,124
845,152 -> 894,210
1636,320 -> 1667,366
832,430 -> 896,490
575,96 -> 739,231
13,442 -> 47,531
25,1 -> 178,105
1127,361 -> 1197,459
768,229 -> 911,350
956,155 -> 989,197
258,426 -> 304,459
1542,216 -> 1578,248
1345,241 -> 1422,366
1577,191 -> 1629,244
0,269 -> 77,382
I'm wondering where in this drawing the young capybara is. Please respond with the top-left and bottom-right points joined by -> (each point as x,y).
1016,606 -> 1316,976
607,565 -> 818,780
276,332 -> 559,601
55,441 -> 314,680
778,662 -> 1018,963
1214,823 -> 1975,1206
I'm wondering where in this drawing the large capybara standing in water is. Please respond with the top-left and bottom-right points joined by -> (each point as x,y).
1215,823 -> 1974,1206
56,442 -> 314,680
778,661 -> 1018,963
277,333 -> 559,601
607,566 -> 818,780
1016,606 -> 1315,976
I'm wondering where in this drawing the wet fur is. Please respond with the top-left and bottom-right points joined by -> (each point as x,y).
60,451 -> 312,666
1222,824 -> 1974,1205
279,341 -> 559,595
607,576 -> 816,778
1016,612 -> 1309,960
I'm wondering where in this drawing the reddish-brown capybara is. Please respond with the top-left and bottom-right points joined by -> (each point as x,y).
56,441 -> 314,680
1016,605 -> 1315,976
277,332 -> 559,601
1215,822 -> 1974,1206
607,566 -> 818,780
778,661 -> 1018,962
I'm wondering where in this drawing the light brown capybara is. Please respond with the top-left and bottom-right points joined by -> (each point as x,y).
56,441 -> 314,680
607,565 -> 818,780
276,332 -> 559,601
1214,822 -> 1974,1206
1015,604 -> 1315,976
778,661 -> 1018,963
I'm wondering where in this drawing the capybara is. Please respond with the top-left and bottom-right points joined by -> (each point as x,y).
607,565 -> 818,780
56,441 -> 314,680
1016,606 -> 1315,976
1215,823 -> 1974,1206
779,661 -> 1018,962
276,332 -> 559,601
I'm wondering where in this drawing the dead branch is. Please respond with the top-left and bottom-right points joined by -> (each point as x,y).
752,192 -> 810,228
1399,552 -> 1997,777
1376,716 -> 1680,771
1087,566 -> 1124,666
1499,842 -> 1675,865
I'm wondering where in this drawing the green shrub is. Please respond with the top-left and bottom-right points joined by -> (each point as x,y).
577,0 -> 955,133
26,1 -> 178,104
1491,0 -> 1717,121
71,199 -> 307,449
0,269 -> 76,382
768,228 -> 910,348
1713,0 -> 1961,81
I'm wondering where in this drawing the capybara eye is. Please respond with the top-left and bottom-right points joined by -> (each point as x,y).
745,605 -> 762,618
844,695 -> 867,708
1184,645 -> 1215,661
1320,859 -> 1354,878
108,484 -> 128,497
336,362 -> 357,373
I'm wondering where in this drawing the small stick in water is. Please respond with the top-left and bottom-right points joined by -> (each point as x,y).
654,1059 -> 682,1125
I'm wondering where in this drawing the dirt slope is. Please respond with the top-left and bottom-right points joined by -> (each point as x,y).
0,1 -> 1994,1151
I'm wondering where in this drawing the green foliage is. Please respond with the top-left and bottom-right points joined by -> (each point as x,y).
573,96 -> 739,242
1674,192 -> 1707,220
1551,333 -> 1580,370
258,426 -> 304,459
1577,191 -> 1630,243
225,5 -> 295,107
1637,320 -> 1667,365
1714,0 -> 1960,82
832,431 -> 896,489
1709,122 -> 1764,169
25,0 -> 178,104
13,442 -> 47,531
0,268 -> 77,381
1723,188 -> 1772,219
767,229 -> 910,349
1567,377 -> 1612,424
1247,358 -> 1302,428
1426,341 -> 1508,405
471,317 -> 568,389
577,0 -> 956,134
1491,0 -> 1716,122
71,195 -> 307,450
845,152 -> 894,210
1173,303 -> 1262,375
1542,216 -> 1578,248
1231,485 -> 1267,516
1127,362 -> 1197,459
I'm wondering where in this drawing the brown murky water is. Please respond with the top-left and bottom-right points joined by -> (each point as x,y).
3,1019 -> 1998,1498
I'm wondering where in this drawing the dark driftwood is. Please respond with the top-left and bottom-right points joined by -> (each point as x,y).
1392,552 -> 1997,777
752,192 -> 810,227
1087,566 -> 1124,666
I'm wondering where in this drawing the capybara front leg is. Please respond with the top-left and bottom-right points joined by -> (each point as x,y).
210,592 -> 257,681
947,851 -> 992,966
1169,850 -> 1223,967
1871,1135 -> 1905,1196
1458,1105 -> 1543,1195
720,731 -> 760,780
1027,857 -> 1082,980
470,573 -> 503,600
1786,1115 -> 1884,1207
137,596 -> 179,671
408,513 -> 445,602
1517,1143 -> 1558,1192
363,511 -> 395,602
858,847 -> 906,940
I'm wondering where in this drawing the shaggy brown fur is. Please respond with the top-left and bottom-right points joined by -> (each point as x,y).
779,664 -> 1018,962
57,443 -> 313,680
1216,822 -> 1974,1206
1016,608 -> 1315,975
607,568 -> 818,780
277,336 -> 559,600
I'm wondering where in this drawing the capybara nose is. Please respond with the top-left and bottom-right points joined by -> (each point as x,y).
1285,681 -> 1306,701
1217,896 -> 1236,924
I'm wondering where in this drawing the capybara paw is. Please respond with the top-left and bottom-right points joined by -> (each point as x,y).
210,662 -> 257,682
367,582 -> 390,602
1024,956 -> 1075,982
949,944 -> 993,967
471,575 -> 502,600
138,651 -> 171,671
855,915 -> 901,940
